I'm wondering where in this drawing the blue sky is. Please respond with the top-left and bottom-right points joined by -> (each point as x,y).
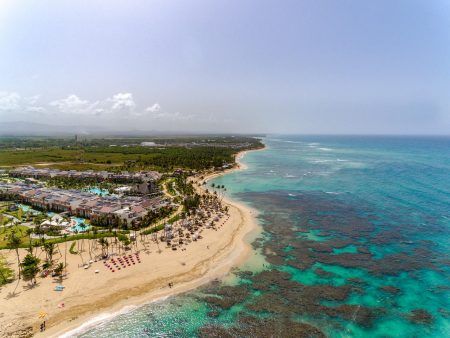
0,0 -> 449,134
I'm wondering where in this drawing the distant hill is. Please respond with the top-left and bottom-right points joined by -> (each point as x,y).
0,121 -> 167,137
0,121 -> 107,136
0,121 -> 255,137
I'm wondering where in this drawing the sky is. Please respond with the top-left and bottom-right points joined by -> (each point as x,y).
0,0 -> 449,134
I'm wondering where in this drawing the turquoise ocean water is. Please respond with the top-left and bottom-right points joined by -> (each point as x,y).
79,136 -> 450,337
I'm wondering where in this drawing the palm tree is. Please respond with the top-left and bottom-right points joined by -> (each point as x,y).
98,237 -> 109,258
25,228 -> 34,254
6,230 -> 21,279
131,221 -> 139,250
43,242 -> 56,267
54,262 -> 65,282
20,253 -> 40,286
86,229 -> 92,260
63,234 -> 68,275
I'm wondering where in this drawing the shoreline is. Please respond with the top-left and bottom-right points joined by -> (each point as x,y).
0,147 -> 264,338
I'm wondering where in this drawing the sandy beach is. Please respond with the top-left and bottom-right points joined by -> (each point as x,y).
0,149 -> 262,338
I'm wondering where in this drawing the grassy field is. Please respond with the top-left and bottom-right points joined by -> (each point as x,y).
0,145 -> 256,171
0,148 -> 80,166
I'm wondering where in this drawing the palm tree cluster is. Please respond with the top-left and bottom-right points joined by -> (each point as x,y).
3,227 -> 67,291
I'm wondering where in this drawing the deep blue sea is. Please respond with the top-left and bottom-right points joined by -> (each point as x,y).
79,135 -> 450,337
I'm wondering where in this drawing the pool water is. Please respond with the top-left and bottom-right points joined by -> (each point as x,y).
18,204 -> 40,215
70,217 -> 91,233
87,187 -> 110,196
19,204 -> 55,217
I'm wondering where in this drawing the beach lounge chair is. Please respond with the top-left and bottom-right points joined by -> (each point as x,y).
54,285 -> 65,291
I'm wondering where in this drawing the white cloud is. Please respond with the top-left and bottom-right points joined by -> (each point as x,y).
0,91 -> 21,111
50,94 -> 92,114
48,93 -> 138,117
0,90 -> 199,128
48,92 -> 140,117
0,92 -> 47,116
145,103 -> 161,113
109,92 -> 136,114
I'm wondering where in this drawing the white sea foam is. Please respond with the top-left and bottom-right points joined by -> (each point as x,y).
309,159 -> 333,163
59,306 -> 137,337
282,140 -> 303,144
284,174 -> 297,178
265,138 -> 303,144
59,296 -> 170,337
318,147 -> 333,151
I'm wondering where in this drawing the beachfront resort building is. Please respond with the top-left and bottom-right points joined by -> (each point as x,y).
9,167 -> 162,194
0,182 -> 167,226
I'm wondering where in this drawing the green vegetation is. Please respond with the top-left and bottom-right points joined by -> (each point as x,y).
0,225 -> 30,247
140,206 -> 175,228
0,135 -> 264,149
42,242 -> 56,266
0,229 -> 130,250
167,214 -> 180,224
164,179 -> 177,196
141,223 -> 165,235
20,253 -> 40,284
0,146 -> 238,170
0,136 -> 264,171
45,177 -> 116,191
174,174 -> 195,195
0,137 -> 79,149
183,194 -> 201,212
53,262 -> 65,277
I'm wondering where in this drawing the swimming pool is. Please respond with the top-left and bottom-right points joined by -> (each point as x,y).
87,187 -> 109,196
70,217 -> 91,233
18,204 -> 41,215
